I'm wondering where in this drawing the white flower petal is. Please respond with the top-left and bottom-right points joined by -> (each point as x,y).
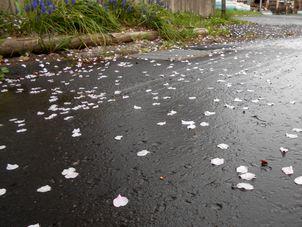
181,120 -> 195,125
114,135 -> 123,141
167,110 -> 177,116
37,185 -> 52,193
6,164 -> 19,170
137,150 -> 150,157
280,147 -> 288,153
0,188 -> 6,196
294,176 -> 302,185
211,158 -> 224,166
236,166 -> 248,174
204,111 -> 216,116
236,182 -> 254,190
293,128 -> 302,132
187,124 -> 196,129
0,145 -> 6,150
224,104 -> 235,109
200,122 -> 209,127
217,143 -> 229,150
134,105 -> 142,110
72,128 -> 81,137
286,133 -> 298,139
62,167 -> 79,179
282,166 -> 294,175
239,172 -> 256,180
113,194 -> 129,207
27,224 -> 40,227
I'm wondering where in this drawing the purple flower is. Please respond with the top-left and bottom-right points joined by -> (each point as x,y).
32,0 -> 38,9
122,0 -> 127,8
25,4 -> 31,12
40,0 -> 46,14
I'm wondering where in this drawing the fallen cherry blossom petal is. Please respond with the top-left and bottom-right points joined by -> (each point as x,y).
294,176 -> 302,185
0,145 -> 6,150
72,128 -> 81,137
114,135 -> 123,141
239,172 -> 256,180
217,143 -> 229,150
6,164 -> 19,170
167,110 -> 177,116
293,128 -> 302,132
28,224 -> 40,227
16,128 -> 27,133
37,185 -> 52,193
187,124 -> 196,129
204,111 -> 216,116
137,150 -> 150,157
236,183 -> 254,190
157,122 -> 166,126
236,166 -> 248,174
113,194 -> 129,207
281,166 -> 294,175
62,167 -> 79,179
280,147 -> 288,153
181,120 -> 195,125
0,188 -> 6,196
200,122 -> 209,127
133,105 -> 142,110
286,133 -> 298,139
211,158 -> 224,166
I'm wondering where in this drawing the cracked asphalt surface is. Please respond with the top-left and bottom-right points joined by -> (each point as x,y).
2,17 -> 302,226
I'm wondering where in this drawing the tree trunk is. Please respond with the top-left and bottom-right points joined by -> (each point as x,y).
221,0 -> 226,18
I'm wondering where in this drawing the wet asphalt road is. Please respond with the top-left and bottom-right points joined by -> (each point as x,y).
2,36 -> 302,226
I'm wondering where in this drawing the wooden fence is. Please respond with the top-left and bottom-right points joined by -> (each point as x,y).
0,0 -> 17,13
136,0 -> 215,17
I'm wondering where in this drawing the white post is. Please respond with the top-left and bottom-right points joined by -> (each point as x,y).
259,0 -> 263,12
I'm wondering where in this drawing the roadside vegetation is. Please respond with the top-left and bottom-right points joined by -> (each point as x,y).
0,66 -> 9,80
0,0 -> 259,42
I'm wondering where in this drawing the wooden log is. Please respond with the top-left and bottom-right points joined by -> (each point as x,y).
0,31 -> 159,56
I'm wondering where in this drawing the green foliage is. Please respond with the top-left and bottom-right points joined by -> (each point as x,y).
0,12 -> 24,38
0,2 -> 255,42
22,1 -> 120,36
129,3 -> 201,40
223,9 -> 260,17
0,67 -> 9,81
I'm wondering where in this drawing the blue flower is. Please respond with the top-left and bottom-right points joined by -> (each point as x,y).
24,4 -> 31,12
122,0 -> 127,8
40,0 -> 47,14
32,0 -> 38,9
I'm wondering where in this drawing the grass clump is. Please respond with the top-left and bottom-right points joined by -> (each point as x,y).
0,1 -> 256,42
0,67 -> 9,80
22,0 -> 120,36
